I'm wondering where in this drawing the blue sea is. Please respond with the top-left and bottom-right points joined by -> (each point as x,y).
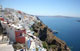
38,16 -> 80,51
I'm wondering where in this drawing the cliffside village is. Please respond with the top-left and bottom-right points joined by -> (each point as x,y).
0,5 -> 46,51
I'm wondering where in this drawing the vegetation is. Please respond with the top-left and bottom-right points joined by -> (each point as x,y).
13,42 -> 25,50
34,32 -> 39,37
49,45 -> 57,49
30,27 -> 33,31
42,41 -> 48,49
36,48 -> 38,51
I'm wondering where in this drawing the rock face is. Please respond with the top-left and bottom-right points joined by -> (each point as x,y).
32,18 -> 70,51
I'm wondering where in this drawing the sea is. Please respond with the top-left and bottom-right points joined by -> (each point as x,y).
38,16 -> 80,51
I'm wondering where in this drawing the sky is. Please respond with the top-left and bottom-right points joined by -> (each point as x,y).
0,0 -> 80,17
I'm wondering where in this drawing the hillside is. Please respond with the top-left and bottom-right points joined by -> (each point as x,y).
0,7 -> 70,51
32,20 -> 70,51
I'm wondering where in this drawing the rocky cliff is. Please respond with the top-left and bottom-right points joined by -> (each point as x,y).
32,18 -> 70,51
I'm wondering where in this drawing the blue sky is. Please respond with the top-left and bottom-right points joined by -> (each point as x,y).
0,0 -> 80,17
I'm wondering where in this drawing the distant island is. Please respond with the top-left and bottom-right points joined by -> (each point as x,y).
37,15 -> 79,18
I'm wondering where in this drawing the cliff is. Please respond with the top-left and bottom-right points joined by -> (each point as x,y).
32,18 -> 70,51
0,7 -> 70,51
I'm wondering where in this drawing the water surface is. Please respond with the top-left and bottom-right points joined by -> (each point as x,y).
38,16 -> 80,51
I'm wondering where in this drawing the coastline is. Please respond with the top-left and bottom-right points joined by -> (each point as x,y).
32,19 -> 70,51
0,7 -> 70,51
